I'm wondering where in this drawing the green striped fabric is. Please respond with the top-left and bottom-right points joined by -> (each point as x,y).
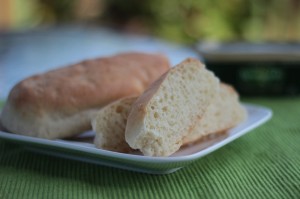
0,98 -> 299,199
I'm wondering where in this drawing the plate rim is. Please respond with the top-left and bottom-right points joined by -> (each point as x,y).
0,103 -> 272,165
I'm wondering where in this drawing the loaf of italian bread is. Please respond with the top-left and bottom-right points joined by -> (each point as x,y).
182,83 -> 247,145
0,52 -> 170,139
125,58 -> 220,156
92,96 -> 137,153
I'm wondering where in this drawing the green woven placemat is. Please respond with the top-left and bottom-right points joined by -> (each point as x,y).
0,98 -> 299,199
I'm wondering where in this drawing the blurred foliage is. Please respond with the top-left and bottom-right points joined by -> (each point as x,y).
11,0 -> 300,43
103,0 -> 300,43
37,0 -> 76,23
7,0 -> 77,28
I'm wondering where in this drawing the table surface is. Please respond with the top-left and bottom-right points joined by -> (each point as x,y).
0,27 -> 299,199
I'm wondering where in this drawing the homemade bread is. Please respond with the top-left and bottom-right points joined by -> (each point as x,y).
183,83 -> 247,145
125,58 -> 220,156
0,52 -> 170,139
92,83 -> 245,154
92,96 -> 137,153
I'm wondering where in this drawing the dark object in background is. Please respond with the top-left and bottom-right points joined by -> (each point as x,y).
195,42 -> 300,96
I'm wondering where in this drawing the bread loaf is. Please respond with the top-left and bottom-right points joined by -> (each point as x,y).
125,58 -> 220,156
0,52 -> 170,139
92,96 -> 137,153
182,83 -> 247,145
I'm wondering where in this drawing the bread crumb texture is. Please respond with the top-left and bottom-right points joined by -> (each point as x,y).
92,97 -> 137,153
182,83 -> 247,145
125,58 -> 220,156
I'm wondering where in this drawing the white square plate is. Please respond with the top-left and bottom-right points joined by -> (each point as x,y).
0,103 -> 272,174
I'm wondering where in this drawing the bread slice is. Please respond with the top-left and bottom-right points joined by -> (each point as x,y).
125,58 -> 220,156
0,52 -> 170,139
92,96 -> 137,153
182,83 -> 247,145
91,83 -> 246,154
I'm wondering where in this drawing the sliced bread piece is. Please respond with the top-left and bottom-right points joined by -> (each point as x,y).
91,83 -> 246,154
125,58 -> 220,156
92,96 -> 137,153
182,83 -> 247,145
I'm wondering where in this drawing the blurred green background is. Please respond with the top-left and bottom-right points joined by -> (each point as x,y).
1,0 -> 300,43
